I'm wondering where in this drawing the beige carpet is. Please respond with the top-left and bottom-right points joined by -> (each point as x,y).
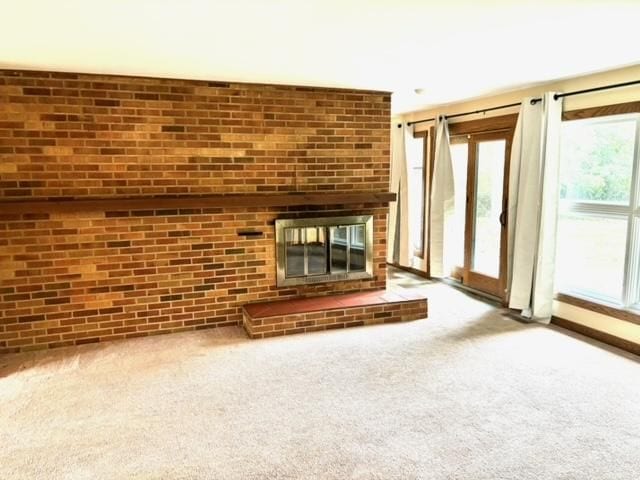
1,272 -> 639,479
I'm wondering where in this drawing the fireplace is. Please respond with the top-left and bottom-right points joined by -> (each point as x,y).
275,215 -> 374,287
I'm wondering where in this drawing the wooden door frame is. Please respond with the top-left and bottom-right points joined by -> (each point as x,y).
446,122 -> 515,301
465,130 -> 512,299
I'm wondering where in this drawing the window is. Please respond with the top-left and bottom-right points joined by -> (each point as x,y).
556,113 -> 640,311
406,132 -> 426,258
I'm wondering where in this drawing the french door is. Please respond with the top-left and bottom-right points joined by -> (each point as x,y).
448,130 -> 511,300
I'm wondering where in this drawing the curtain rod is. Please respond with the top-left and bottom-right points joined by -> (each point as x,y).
398,78 -> 640,128
399,101 -> 521,128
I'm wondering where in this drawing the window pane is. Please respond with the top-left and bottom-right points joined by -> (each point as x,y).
306,227 -> 326,275
630,217 -> 640,306
445,142 -> 468,271
472,140 -> 505,278
555,213 -> 628,302
560,118 -> 636,205
407,136 -> 425,255
285,228 -> 305,277
349,225 -> 366,271
409,165 -> 424,254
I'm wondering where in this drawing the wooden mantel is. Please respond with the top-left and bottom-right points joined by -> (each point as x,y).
1,192 -> 397,214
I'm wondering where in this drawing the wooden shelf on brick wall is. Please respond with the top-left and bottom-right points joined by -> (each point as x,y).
1,192 -> 397,214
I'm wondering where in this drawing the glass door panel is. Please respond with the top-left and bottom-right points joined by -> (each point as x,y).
471,140 -> 506,278
446,142 -> 468,274
285,228 -> 305,277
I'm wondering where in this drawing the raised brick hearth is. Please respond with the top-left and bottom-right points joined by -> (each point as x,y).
243,289 -> 428,339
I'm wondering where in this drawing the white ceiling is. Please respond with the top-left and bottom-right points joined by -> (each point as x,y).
1,0 -> 639,114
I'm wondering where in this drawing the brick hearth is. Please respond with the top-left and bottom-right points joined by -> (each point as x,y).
243,289 -> 428,339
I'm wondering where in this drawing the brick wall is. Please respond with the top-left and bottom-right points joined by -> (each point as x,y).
0,70 -> 391,353
0,70 -> 390,199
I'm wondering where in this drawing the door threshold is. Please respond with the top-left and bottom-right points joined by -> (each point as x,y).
440,278 -> 504,306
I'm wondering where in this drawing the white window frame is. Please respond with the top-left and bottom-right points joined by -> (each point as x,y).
558,113 -> 640,312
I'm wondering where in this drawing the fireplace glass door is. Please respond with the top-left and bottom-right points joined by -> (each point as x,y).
349,224 -> 366,272
306,227 -> 327,275
329,226 -> 348,273
285,227 -> 327,277
276,216 -> 373,287
284,228 -> 305,277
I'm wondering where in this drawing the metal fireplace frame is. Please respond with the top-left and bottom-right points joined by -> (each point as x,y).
275,215 -> 374,287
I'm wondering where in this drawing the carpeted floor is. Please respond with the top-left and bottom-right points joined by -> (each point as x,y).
1,270 -> 639,479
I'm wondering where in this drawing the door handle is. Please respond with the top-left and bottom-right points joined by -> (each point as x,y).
499,210 -> 506,227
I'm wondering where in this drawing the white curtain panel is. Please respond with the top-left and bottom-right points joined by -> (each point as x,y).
429,118 -> 455,278
507,92 -> 563,322
388,122 -> 410,266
